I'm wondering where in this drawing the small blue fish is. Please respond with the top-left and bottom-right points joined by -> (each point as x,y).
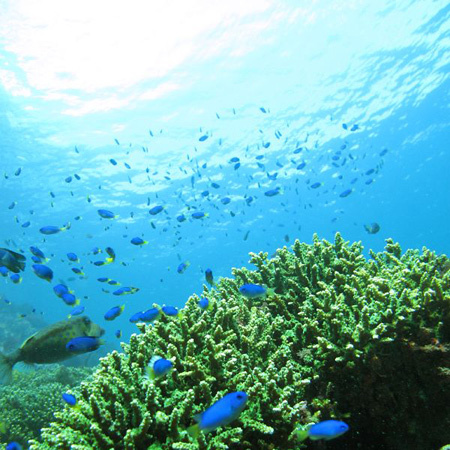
66,336 -> 104,353
8,201 -> 16,209
0,266 -> 9,277
239,284 -> 269,299
192,211 -> 207,219
295,419 -> 349,442
67,252 -> 79,262
21,221 -> 31,228
113,286 -> 139,296
199,135 -> 208,142
109,158 -> 117,165
6,442 -> 22,450
68,305 -> 85,318
211,182 -> 220,189
201,190 -> 209,197
147,356 -> 173,379
97,209 -> 116,219
161,305 -> 178,316
114,329 -> 122,338
62,392 -> 78,408
176,214 -> 186,223
32,264 -> 53,282
15,168 -> 22,176
205,268 -> 214,286
198,297 -> 211,310
104,305 -> 125,321
149,205 -> 164,215
71,267 -> 85,276
220,197 -> 231,205
177,261 -> 190,274
9,273 -> 22,284
130,307 -> 159,323
108,279 -> 120,285
264,188 -> 280,197
53,284 -> 70,298
65,176 -> 72,183
39,223 -> 70,235
62,292 -> 78,306
311,182 -> 321,189
131,237 -> 147,246
188,391 -> 248,437
339,188 -> 352,198
31,255 -> 42,263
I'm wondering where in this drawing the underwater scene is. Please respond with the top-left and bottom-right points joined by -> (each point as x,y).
0,1 -> 449,449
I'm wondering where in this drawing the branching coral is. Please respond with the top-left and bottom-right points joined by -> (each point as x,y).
29,234 -> 450,449
0,365 -> 93,448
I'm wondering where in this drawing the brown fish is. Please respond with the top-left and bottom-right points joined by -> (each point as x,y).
0,316 -> 104,384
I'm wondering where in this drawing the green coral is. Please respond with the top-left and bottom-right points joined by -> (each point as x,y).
30,234 -> 450,449
0,365 -> 94,448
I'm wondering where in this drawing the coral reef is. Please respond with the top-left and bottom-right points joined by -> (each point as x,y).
0,365 -> 94,448
29,234 -> 450,449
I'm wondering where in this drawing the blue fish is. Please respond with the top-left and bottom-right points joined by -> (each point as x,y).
68,305 -> 85,318
66,336 -> 104,354
311,182 -> 321,189
62,393 -> 78,408
239,284 -> 269,299
198,297 -> 211,310
147,356 -> 173,379
62,293 -> 78,306
295,420 -> 349,442
113,286 -> 139,296
97,209 -> 116,219
114,329 -> 122,338
201,190 -> 209,197
199,135 -> 208,142
53,284 -> 70,298
188,391 -> 248,437
149,205 -> 164,215
161,305 -> 178,316
6,442 -> 22,450
130,307 -> 160,323
110,158 -> 117,165
220,197 -> 231,205
176,214 -> 186,223
131,237 -> 147,246
264,188 -> 280,197
21,221 -> 31,228
211,182 -> 220,189
65,176 -> 72,183
192,211 -> 207,219
39,223 -> 70,235
205,268 -> 214,286
9,273 -> 22,284
0,266 -> 8,277
339,188 -> 352,198
67,252 -> 79,262
104,305 -> 125,321
32,264 -> 53,282
177,261 -> 190,274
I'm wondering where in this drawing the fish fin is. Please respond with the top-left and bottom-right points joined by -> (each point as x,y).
294,426 -> 309,442
0,352 -> 15,384
266,287 -> 276,296
187,424 -> 200,438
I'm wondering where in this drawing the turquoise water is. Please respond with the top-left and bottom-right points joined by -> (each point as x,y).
0,0 -> 448,388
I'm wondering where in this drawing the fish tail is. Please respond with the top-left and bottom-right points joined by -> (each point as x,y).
0,351 -> 16,384
187,424 -> 200,438
294,427 -> 309,442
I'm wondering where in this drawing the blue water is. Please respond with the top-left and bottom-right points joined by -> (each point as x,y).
0,1 -> 448,352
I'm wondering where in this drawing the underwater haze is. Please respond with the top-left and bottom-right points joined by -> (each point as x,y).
0,1 -> 449,445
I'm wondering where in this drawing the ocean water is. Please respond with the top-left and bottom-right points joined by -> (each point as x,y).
0,0 -> 448,447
